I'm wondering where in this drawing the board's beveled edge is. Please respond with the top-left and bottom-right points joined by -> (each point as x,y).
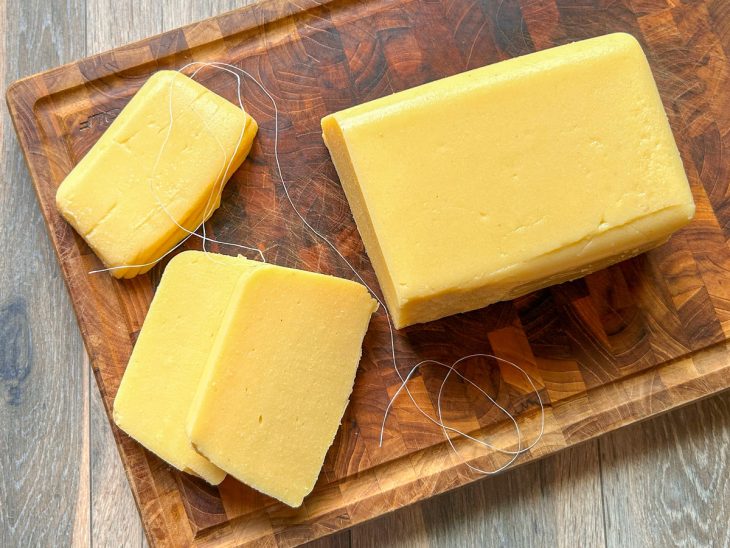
5,0 -> 340,96
5,68 -> 190,548
4,2 -> 347,546
189,343 -> 730,546
3,3 -> 341,547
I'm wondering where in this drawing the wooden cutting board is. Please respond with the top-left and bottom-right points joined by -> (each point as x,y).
7,0 -> 730,545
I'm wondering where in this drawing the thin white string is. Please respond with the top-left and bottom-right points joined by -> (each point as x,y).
381,353 -> 544,474
89,63 -> 264,275
90,61 -> 545,472
197,61 -> 545,471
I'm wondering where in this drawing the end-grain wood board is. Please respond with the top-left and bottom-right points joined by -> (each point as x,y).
6,0 -> 730,545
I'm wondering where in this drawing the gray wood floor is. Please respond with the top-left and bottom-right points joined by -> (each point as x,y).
1,1 -> 728,546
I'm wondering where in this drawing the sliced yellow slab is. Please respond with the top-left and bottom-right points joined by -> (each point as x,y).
187,266 -> 377,507
113,251 -> 262,484
56,70 -> 258,278
322,33 -> 695,328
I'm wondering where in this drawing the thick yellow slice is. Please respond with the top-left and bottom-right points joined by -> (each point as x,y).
56,70 -> 258,278
113,251 -> 262,484
322,33 -> 695,328
187,266 -> 377,507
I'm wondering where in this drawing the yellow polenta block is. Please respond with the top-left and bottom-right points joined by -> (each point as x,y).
113,251 -> 262,484
187,266 -> 377,507
56,70 -> 258,278
322,33 -> 695,328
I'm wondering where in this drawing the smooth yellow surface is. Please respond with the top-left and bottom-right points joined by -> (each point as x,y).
187,266 -> 377,507
113,251 -> 262,484
322,33 -> 695,328
56,70 -> 258,278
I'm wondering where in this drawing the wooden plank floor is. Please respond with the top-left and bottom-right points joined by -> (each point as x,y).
1,1 -> 728,546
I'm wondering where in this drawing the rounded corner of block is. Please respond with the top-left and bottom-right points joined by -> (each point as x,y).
209,472 -> 227,486
146,70 -> 193,95
610,31 -> 639,44
390,312 -> 408,331
111,399 -> 124,429
286,494 -> 306,509
109,265 -> 131,279
172,249 -> 201,262
609,32 -> 645,56
149,69 -> 179,83
683,200 -> 697,223
54,186 -> 69,212
161,250 -> 200,275
246,111 -> 259,131
320,114 -> 340,134
243,263 -> 272,283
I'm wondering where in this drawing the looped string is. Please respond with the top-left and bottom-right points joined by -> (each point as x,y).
383,354 -> 544,474
90,61 -> 545,472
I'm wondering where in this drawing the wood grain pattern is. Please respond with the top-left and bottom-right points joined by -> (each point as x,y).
359,442 -> 606,547
85,3 -> 160,547
600,391 -> 730,547
5,0 -> 730,546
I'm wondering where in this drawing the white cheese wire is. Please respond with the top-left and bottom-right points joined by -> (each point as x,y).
89,64 -> 263,276
89,61 -> 545,473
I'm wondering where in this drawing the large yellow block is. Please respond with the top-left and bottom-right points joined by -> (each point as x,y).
56,71 -> 258,278
113,251 -> 263,484
322,33 -> 695,328
187,266 -> 377,507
